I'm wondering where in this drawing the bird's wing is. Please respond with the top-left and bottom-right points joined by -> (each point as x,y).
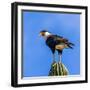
53,35 -> 68,43
53,35 -> 74,49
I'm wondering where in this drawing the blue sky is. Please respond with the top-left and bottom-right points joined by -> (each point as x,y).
22,11 -> 80,77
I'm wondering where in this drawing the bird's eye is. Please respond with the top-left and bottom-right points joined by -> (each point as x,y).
42,33 -> 45,36
40,32 -> 45,36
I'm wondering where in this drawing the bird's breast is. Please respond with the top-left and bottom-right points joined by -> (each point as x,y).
46,37 -> 56,46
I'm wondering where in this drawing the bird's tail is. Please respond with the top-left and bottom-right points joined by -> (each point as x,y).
67,42 -> 75,49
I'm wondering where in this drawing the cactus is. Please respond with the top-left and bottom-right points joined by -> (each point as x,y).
49,61 -> 68,76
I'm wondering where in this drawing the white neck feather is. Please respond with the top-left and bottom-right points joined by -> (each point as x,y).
45,32 -> 51,37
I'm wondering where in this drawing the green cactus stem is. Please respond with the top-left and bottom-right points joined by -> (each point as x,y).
49,61 -> 69,76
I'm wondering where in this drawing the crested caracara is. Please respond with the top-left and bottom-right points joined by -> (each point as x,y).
39,30 -> 74,62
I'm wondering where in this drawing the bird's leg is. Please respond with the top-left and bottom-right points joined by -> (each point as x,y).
53,53 -> 55,63
58,51 -> 62,64
59,54 -> 62,63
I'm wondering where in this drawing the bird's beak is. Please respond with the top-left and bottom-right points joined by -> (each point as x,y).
39,33 -> 42,36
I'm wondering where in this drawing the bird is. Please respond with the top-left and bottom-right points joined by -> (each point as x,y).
39,30 -> 74,63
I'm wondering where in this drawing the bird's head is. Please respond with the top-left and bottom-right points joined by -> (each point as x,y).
39,30 -> 51,38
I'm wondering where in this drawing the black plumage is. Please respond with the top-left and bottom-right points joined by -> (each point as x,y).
46,35 -> 74,54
